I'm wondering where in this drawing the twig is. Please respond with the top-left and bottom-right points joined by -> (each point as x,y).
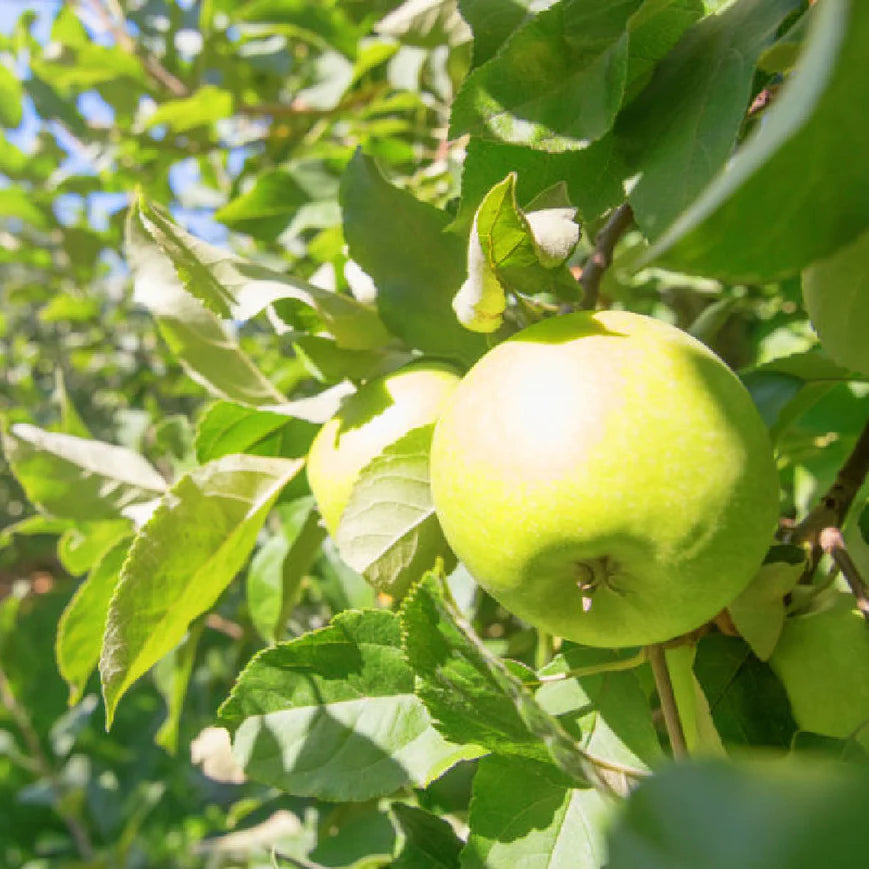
819,527 -> 869,621
792,420 -> 869,578
647,644 -> 688,760
526,649 -> 647,686
580,203 -> 634,310
83,0 -> 189,97
0,666 -> 95,859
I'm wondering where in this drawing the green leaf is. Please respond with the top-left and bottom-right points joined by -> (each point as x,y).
802,226 -> 869,377
860,502 -> 869,546
0,188 -> 49,229
449,0 -> 648,151
336,425 -> 454,598
246,498 -> 326,642
195,401 -> 319,464
57,520 -> 131,576
292,334 -> 397,384
56,538 -> 131,706
1,423 -> 167,521
391,803 -> 464,869
617,0 -> 801,240
693,633 -> 797,749
454,135 -> 626,229
146,85 -> 233,133
462,755 -> 613,869
645,0 -> 869,280
219,609 -> 475,801
727,552 -> 805,661
132,197 -> 390,350
458,0 -> 534,68
125,203 -> 286,406
0,62 -> 23,127
607,759 -> 869,869
100,454 -> 302,726
153,621 -> 203,755
536,646 -> 662,774
401,572 -> 615,789
340,150 -> 486,364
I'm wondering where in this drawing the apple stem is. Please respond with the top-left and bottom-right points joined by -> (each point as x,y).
647,644 -> 689,760
818,527 -> 869,622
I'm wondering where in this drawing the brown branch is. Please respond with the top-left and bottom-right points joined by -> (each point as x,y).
0,667 -> 95,859
792,420 -> 869,578
580,203 -> 634,310
83,0 -> 189,97
647,644 -> 688,760
819,527 -> 869,621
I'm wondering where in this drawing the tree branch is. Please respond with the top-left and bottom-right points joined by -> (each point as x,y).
819,527 -> 869,621
580,203 -> 634,310
83,0 -> 189,97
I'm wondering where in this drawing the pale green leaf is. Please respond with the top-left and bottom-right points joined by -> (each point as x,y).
336,425 -> 454,598
100,454 -> 303,726
153,622 -> 203,754
0,63 -> 23,127
664,645 -> 726,756
220,609 -> 475,801
146,85 -> 234,133
1,423 -> 166,521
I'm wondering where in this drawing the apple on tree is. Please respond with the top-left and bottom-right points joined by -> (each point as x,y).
307,361 -> 461,536
430,310 -> 780,648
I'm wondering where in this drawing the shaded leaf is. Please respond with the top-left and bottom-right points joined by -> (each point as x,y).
391,802 -> 464,869
219,609 -> 476,801
646,0 -> 869,280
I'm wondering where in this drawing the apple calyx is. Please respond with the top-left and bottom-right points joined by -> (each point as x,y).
574,556 -> 620,612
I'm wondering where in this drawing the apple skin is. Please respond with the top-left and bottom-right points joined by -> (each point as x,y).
429,310 -> 779,648
307,361 -> 461,536
770,593 -> 869,747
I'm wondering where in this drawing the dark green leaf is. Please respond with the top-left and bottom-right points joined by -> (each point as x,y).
391,803 -> 463,869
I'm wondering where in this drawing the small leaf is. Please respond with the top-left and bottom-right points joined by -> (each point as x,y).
391,803 -> 464,869
153,621 -> 203,754
57,521 -> 131,576
145,85 -> 234,133
100,454 -> 302,726
664,645 -> 726,757
336,425 -> 454,598
219,609 -> 476,801
0,63 -> 23,127
1,423 -> 166,521
56,538 -> 131,706
802,227 -> 869,377
645,0 -> 869,280
728,553 -> 805,661
246,498 -> 325,642
195,401 -> 319,464
461,755 -> 613,869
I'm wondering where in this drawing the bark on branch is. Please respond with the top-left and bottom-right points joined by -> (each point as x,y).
580,203 -> 634,310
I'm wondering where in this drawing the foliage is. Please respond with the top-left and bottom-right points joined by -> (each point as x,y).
1,0 -> 868,866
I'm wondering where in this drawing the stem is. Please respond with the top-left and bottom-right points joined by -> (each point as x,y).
819,527 -> 869,621
535,631 -> 554,670
0,666 -> 95,859
527,649 -> 647,686
580,203 -> 635,310
647,645 -> 688,760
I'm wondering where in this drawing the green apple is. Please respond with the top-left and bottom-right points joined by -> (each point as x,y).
307,361 -> 461,535
770,593 -> 869,747
429,310 -> 779,648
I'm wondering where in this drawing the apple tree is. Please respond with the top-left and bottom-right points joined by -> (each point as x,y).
2,0 -> 869,865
